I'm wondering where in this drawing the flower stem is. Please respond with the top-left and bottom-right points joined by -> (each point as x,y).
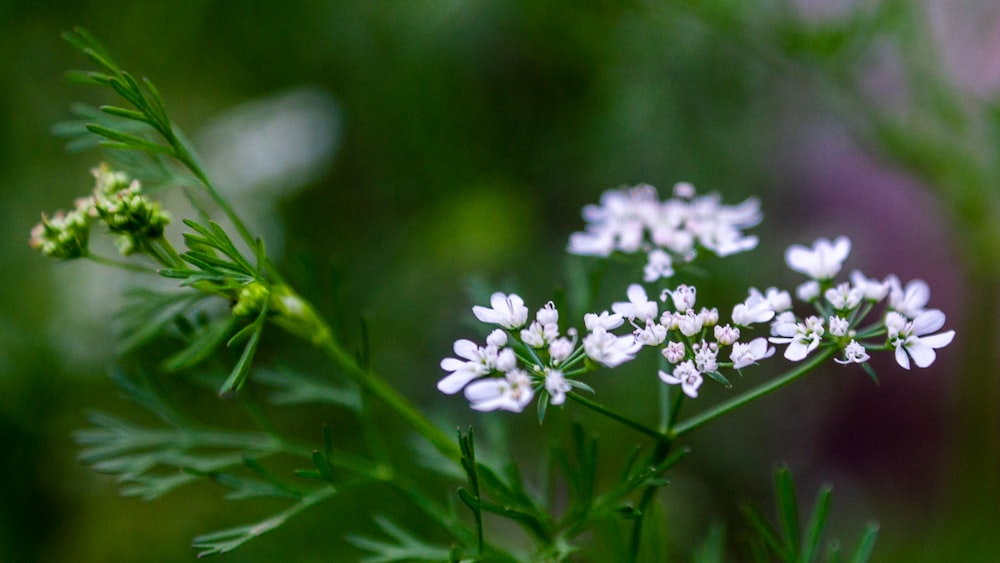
568,392 -> 670,443
311,327 -> 460,461
669,347 -> 837,438
85,252 -> 158,273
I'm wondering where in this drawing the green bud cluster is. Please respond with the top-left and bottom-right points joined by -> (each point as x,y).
232,281 -> 271,317
28,198 -> 92,259
90,164 -> 171,256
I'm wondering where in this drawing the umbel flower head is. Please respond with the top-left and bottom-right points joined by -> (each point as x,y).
766,235 -> 955,373
439,293 -> 640,414
568,182 -> 762,282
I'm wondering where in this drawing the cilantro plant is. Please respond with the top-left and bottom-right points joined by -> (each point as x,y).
31,27 -> 955,561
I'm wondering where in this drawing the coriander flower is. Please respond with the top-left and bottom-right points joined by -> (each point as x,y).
825,282 -> 863,311
850,271 -> 889,301
544,369 -> 571,405
730,337 -> 776,369
612,284 -> 658,322
583,327 -> 641,367
662,341 -> 686,363
732,288 -> 777,326
785,236 -> 851,280
584,311 -> 624,331
770,315 -> 825,361
663,284 -> 697,312
659,360 -> 703,398
835,340 -> 870,365
473,292 -> 530,329
887,276 -> 931,319
886,310 -> 955,369
438,339 -> 496,394
464,370 -> 535,412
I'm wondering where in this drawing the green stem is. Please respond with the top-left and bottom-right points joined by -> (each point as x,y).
314,331 -> 460,461
567,392 -> 670,443
670,348 -> 836,438
85,252 -> 158,273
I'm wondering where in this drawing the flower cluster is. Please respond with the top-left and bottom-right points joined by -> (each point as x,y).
29,164 -> 171,259
438,293 -> 640,413
29,197 -> 92,259
568,182 -> 762,282
760,236 -> 955,371
89,163 -> 171,256
613,283 -> 777,398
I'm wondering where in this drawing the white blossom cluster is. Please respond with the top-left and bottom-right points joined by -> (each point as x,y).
760,236 -> 955,371
612,283 -> 777,398
568,182 -> 762,282
438,293 -> 641,413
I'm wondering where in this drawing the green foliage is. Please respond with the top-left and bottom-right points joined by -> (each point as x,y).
347,517 -> 454,563
741,466 -> 879,563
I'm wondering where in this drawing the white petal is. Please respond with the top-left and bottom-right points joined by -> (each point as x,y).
920,330 -> 955,349
658,370 -> 680,384
906,341 -> 937,368
626,284 -> 647,304
784,340 -> 810,361
785,245 -> 814,273
453,339 -> 480,360
895,346 -> 911,370
437,370 -> 480,394
911,310 -> 946,336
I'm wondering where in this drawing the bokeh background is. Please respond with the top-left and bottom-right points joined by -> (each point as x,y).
2,0 -> 998,561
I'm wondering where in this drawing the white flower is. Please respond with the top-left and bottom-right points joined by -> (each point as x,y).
438,339 -> 494,394
732,288 -> 776,326
887,276 -> 931,319
850,271 -> 889,301
693,341 -> 719,373
568,229 -> 616,256
495,348 -> 517,373
584,311 -> 624,331
835,340 -> 870,365
886,310 -> 955,369
612,284 -> 658,322
770,311 -> 797,336
676,311 -> 704,337
828,315 -> 850,337
521,321 -> 548,348
634,319 -> 667,346
761,287 -> 793,312
769,315 -> 825,361
796,280 -> 821,302
825,282 -> 862,311
464,370 -> 535,412
549,337 -> 575,364
659,360 -> 703,398
662,341 -> 687,363
714,324 -> 740,346
536,301 -> 559,325
643,248 -> 675,282
730,337 -> 776,369
473,292 -> 530,329
583,327 -> 641,368
486,329 -> 508,349
785,236 -> 851,280
699,307 -> 720,327
663,284 -> 697,312
544,369 -> 571,405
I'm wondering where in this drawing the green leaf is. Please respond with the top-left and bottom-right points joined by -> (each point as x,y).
161,315 -> 238,372
458,429 -> 484,555
692,523 -> 726,563
848,522 -> 879,563
255,368 -> 362,411
85,124 -> 173,154
346,516 -> 452,563
801,484 -> 832,562
193,487 -> 336,557
219,304 -> 267,396
705,370 -> 732,388
774,466 -> 800,553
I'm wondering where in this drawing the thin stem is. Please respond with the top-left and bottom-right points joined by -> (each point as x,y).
85,252 -> 158,273
670,348 -> 837,438
567,392 -> 670,443
313,330 -> 460,461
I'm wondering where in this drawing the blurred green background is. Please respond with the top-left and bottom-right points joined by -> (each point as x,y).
2,0 -> 998,561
